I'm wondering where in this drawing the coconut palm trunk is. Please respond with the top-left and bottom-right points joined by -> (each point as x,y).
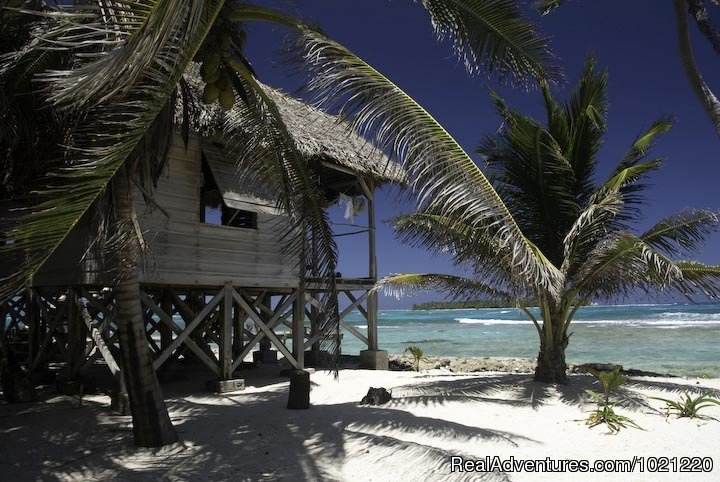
533,299 -> 568,384
112,167 -> 177,447
673,0 -> 720,136
535,331 -> 569,384
535,338 -> 568,384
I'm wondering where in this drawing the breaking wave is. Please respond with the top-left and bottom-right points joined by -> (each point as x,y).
456,316 -> 720,326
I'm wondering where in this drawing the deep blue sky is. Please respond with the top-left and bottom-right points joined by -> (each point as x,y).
244,1 -> 720,309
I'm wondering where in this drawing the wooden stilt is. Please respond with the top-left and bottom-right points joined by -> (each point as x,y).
26,292 -> 40,369
357,179 -> 387,369
220,284 -> 233,379
159,289 -> 173,352
232,293 -> 244,360
231,293 -> 295,371
67,288 -> 88,378
233,291 -> 298,367
310,232 -> 320,362
309,290 -> 320,364
26,289 -> 41,367
365,185 -> 379,351
292,288 -> 305,370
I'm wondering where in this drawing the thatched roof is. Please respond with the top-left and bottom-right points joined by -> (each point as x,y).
177,66 -> 405,187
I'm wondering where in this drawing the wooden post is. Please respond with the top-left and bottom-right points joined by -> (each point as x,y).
67,288 -> 88,378
309,293 -> 319,363
310,231 -> 320,362
26,288 -> 39,366
293,276 -> 306,369
364,182 -> 379,351
219,284 -> 233,379
293,289 -> 305,369
65,288 -> 77,368
232,296 -> 243,360
159,289 -> 173,352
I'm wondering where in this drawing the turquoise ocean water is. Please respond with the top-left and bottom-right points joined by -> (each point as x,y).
340,303 -> 720,377
7,302 -> 717,377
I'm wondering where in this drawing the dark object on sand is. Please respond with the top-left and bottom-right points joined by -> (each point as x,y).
360,387 -> 392,405
572,362 -> 676,378
287,370 -> 310,409
573,363 -> 623,373
0,348 -> 36,403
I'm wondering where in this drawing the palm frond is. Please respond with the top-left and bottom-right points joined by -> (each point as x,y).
33,1 -> 207,107
562,58 -> 608,204
222,57 -> 340,363
641,209 -> 720,257
132,90 -> 177,199
232,2 -> 563,295
613,117 -> 673,175
561,160 -> 663,282
594,159 -> 662,225
0,4 -> 69,198
232,1 -> 558,86
672,261 -> 720,300
561,187 -> 623,277
275,25 -> 563,297
417,0 -> 560,85
573,233 -> 683,299
392,212 -> 516,292
534,0 -> 567,15
540,80 -> 571,157
0,1 -> 226,304
478,90 -> 578,264
378,273 -> 512,302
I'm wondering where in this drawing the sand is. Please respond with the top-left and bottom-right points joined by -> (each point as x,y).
2,366 -> 720,482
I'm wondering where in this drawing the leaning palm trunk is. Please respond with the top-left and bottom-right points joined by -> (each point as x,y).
673,0 -> 720,136
112,167 -> 177,447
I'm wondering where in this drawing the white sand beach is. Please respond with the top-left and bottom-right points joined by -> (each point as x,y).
2,367 -> 719,482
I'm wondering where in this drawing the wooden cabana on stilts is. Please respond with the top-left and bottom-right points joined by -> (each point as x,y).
0,74 -> 404,393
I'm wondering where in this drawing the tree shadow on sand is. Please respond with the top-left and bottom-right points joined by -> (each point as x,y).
1,374 -> 529,482
4,370 -> 716,482
388,372 -> 720,413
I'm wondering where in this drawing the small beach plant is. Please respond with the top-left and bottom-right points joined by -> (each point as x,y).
651,391 -> 720,420
585,368 -> 641,433
405,346 -> 425,372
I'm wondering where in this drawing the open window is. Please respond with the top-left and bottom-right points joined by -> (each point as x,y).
200,143 -> 280,229
200,160 -> 257,228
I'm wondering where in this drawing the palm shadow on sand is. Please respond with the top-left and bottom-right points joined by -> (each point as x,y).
1,372 -> 529,482
389,372 -> 720,412
2,367 -> 718,482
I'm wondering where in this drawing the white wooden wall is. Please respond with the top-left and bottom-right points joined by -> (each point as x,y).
34,132 -> 300,289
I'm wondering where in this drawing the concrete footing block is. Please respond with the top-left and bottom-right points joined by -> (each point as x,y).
359,350 -> 389,370
208,378 -> 245,394
253,350 -> 278,364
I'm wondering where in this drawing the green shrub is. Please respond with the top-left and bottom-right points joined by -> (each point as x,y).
404,345 -> 424,372
651,391 -> 720,420
585,367 -> 642,433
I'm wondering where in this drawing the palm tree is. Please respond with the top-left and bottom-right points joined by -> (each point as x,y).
537,0 -> 720,136
381,59 -> 720,384
1,0 -> 559,446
